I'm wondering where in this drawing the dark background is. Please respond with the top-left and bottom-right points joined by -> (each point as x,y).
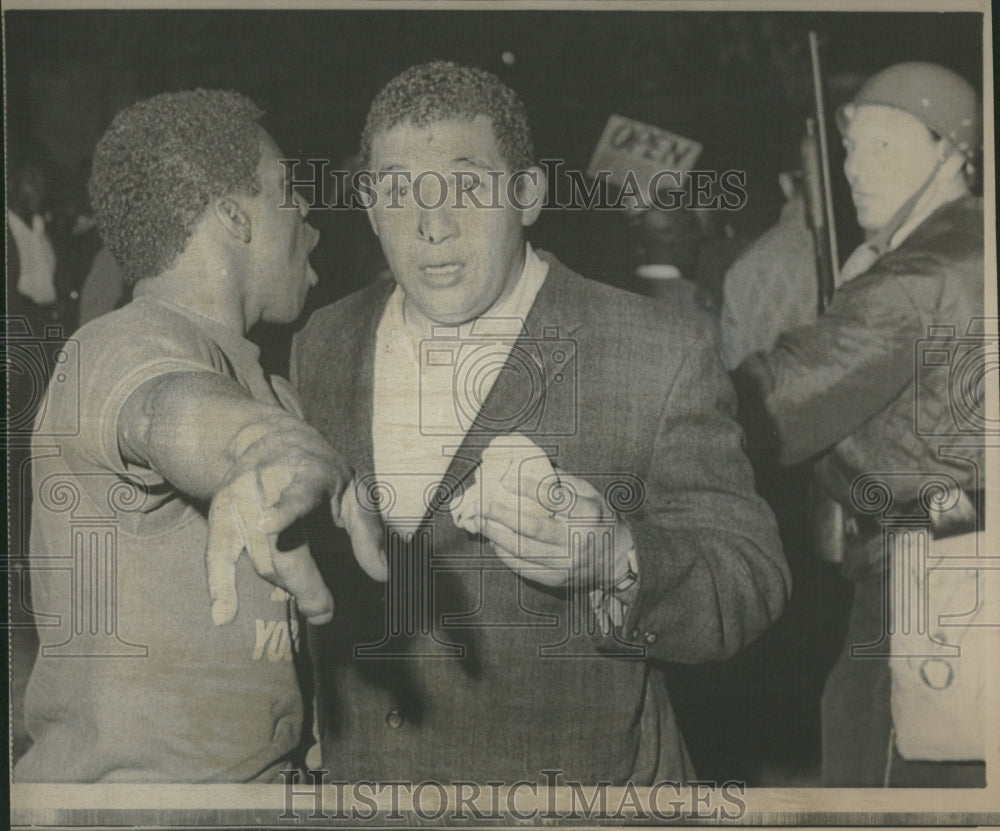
4,7 -> 985,786
4,9 -> 983,304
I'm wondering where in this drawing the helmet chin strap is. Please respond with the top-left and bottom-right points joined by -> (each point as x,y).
865,156 -> 945,256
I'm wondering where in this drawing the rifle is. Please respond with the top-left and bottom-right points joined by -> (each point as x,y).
800,31 -> 840,314
801,31 -> 845,563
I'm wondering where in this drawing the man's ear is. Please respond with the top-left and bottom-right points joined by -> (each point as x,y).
935,141 -> 967,181
214,197 -> 252,243
514,165 -> 546,228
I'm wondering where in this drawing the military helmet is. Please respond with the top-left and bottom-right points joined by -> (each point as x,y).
837,62 -> 980,161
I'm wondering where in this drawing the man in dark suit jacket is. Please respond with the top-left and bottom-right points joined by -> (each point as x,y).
292,61 -> 787,784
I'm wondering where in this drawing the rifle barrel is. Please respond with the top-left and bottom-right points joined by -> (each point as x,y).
809,30 -> 840,292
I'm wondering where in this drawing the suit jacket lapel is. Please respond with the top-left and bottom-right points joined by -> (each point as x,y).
342,280 -> 395,478
426,255 -> 584,517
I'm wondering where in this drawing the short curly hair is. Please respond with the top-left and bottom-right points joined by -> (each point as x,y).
88,89 -> 264,285
360,61 -> 534,172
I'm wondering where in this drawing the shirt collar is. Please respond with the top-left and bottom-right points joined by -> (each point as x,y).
135,295 -> 262,370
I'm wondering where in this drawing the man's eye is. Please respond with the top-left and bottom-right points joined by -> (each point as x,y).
382,185 -> 405,202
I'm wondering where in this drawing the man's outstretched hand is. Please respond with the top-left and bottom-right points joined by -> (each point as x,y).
205,417 -> 387,625
207,469 -> 334,625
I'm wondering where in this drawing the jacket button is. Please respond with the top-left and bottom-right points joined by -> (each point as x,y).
386,709 -> 405,729
644,631 -> 658,645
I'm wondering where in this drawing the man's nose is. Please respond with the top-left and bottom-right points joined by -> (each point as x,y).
843,148 -> 868,188
417,205 -> 458,244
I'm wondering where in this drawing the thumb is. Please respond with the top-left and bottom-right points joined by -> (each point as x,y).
271,544 -> 335,625
337,484 -> 388,582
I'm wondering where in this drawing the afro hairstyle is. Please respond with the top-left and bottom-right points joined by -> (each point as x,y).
88,89 -> 264,285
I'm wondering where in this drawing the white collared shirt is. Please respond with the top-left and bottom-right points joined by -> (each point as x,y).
372,244 -> 549,522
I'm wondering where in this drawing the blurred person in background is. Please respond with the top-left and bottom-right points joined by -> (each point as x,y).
7,155 -> 59,336
627,202 -> 719,341
719,167 -> 817,371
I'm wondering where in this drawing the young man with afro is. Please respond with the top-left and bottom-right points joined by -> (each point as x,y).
15,89 -> 383,783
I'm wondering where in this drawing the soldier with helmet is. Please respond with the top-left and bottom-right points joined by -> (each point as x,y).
736,62 -> 985,786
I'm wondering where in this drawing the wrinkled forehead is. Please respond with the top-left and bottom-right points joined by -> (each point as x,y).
369,115 -> 505,169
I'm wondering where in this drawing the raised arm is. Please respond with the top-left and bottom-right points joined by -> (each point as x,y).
735,262 -> 925,466
118,370 -> 352,625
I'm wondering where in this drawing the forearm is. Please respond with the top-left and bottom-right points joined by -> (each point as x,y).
735,274 -> 922,465
118,371 -> 327,501
603,332 -> 788,662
